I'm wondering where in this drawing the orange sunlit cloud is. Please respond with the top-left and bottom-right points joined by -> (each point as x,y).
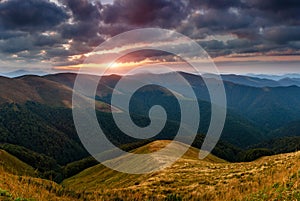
54,58 -> 164,74
54,40 -> 300,75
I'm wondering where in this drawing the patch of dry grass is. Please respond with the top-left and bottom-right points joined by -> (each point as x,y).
1,141 -> 300,200
65,141 -> 300,200
0,169 -> 78,201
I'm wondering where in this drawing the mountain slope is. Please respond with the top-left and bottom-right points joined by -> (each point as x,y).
252,136 -> 300,154
0,149 -> 36,176
62,140 -> 300,201
44,73 -> 123,98
126,72 -> 300,130
268,121 -> 300,138
0,103 -> 88,165
205,74 -> 282,87
0,73 -> 279,164
62,140 -> 226,191
0,75 -> 111,111
44,72 -> 300,130
0,167 -> 77,201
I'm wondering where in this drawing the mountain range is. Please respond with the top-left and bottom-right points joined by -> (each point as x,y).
0,72 -> 300,183
0,70 -> 51,78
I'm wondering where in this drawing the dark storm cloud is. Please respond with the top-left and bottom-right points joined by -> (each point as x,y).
199,38 -> 263,58
33,33 -> 63,47
0,0 -> 68,32
0,35 -> 33,53
59,0 -> 104,54
0,31 -> 27,40
60,0 -> 102,21
0,32 -> 65,55
262,26 -> 300,44
0,0 -> 106,67
189,0 -> 242,9
0,0 -> 300,68
100,24 -> 135,37
61,21 -> 100,41
102,0 -> 188,28
245,0 -> 300,10
199,40 -> 225,50
190,9 -> 253,30
245,0 -> 300,25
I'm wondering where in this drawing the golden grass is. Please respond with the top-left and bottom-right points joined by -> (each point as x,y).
0,170 -> 76,201
0,150 -> 36,177
0,150 -> 82,201
1,141 -> 300,200
64,141 -> 300,201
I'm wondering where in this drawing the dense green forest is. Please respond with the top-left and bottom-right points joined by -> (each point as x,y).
0,101 -> 299,183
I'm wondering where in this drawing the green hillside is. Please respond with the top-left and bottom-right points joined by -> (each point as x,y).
268,121 -> 300,138
0,149 -> 36,176
252,136 -> 300,154
0,102 -> 89,166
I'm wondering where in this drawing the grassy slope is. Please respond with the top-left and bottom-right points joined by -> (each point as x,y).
0,149 -> 36,176
0,169 -> 77,201
0,75 -> 112,112
0,150 -> 84,201
0,149 -> 70,200
62,140 -> 226,191
63,140 -> 300,201
0,141 -> 299,201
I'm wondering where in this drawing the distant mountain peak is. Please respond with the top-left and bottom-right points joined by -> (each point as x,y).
1,70 -> 51,78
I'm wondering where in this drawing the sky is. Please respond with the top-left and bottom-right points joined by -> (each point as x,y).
0,0 -> 299,75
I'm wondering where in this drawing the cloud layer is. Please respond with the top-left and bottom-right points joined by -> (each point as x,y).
0,0 -> 299,71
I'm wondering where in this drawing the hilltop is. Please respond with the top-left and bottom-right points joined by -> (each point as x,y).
62,140 -> 226,191
62,140 -> 300,201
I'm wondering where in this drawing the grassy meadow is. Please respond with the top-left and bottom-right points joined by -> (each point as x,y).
1,141 -> 299,201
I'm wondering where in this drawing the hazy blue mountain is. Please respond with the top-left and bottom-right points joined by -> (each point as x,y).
277,77 -> 300,87
45,72 -> 300,130
247,73 -> 300,80
166,72 -> 300,130
204,74 -> 282,87
204,73 -> 300,87
2,70 -> 50,78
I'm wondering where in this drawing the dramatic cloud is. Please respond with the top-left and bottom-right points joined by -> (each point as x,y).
262,26 -> 300,44
0,0 -> 68,32
102,0 -> 188,28
59,0 -> 102,41
189,0 -> 242,9
0,0 -> 299,73
61,0 -> 102,21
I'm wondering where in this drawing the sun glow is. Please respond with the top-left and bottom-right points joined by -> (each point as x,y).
110,62 -> 121,68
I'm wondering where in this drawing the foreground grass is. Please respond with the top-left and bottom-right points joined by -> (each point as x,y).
1,141 -> 300,200
63,141 -> 300,201
0,169 -> 78,201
